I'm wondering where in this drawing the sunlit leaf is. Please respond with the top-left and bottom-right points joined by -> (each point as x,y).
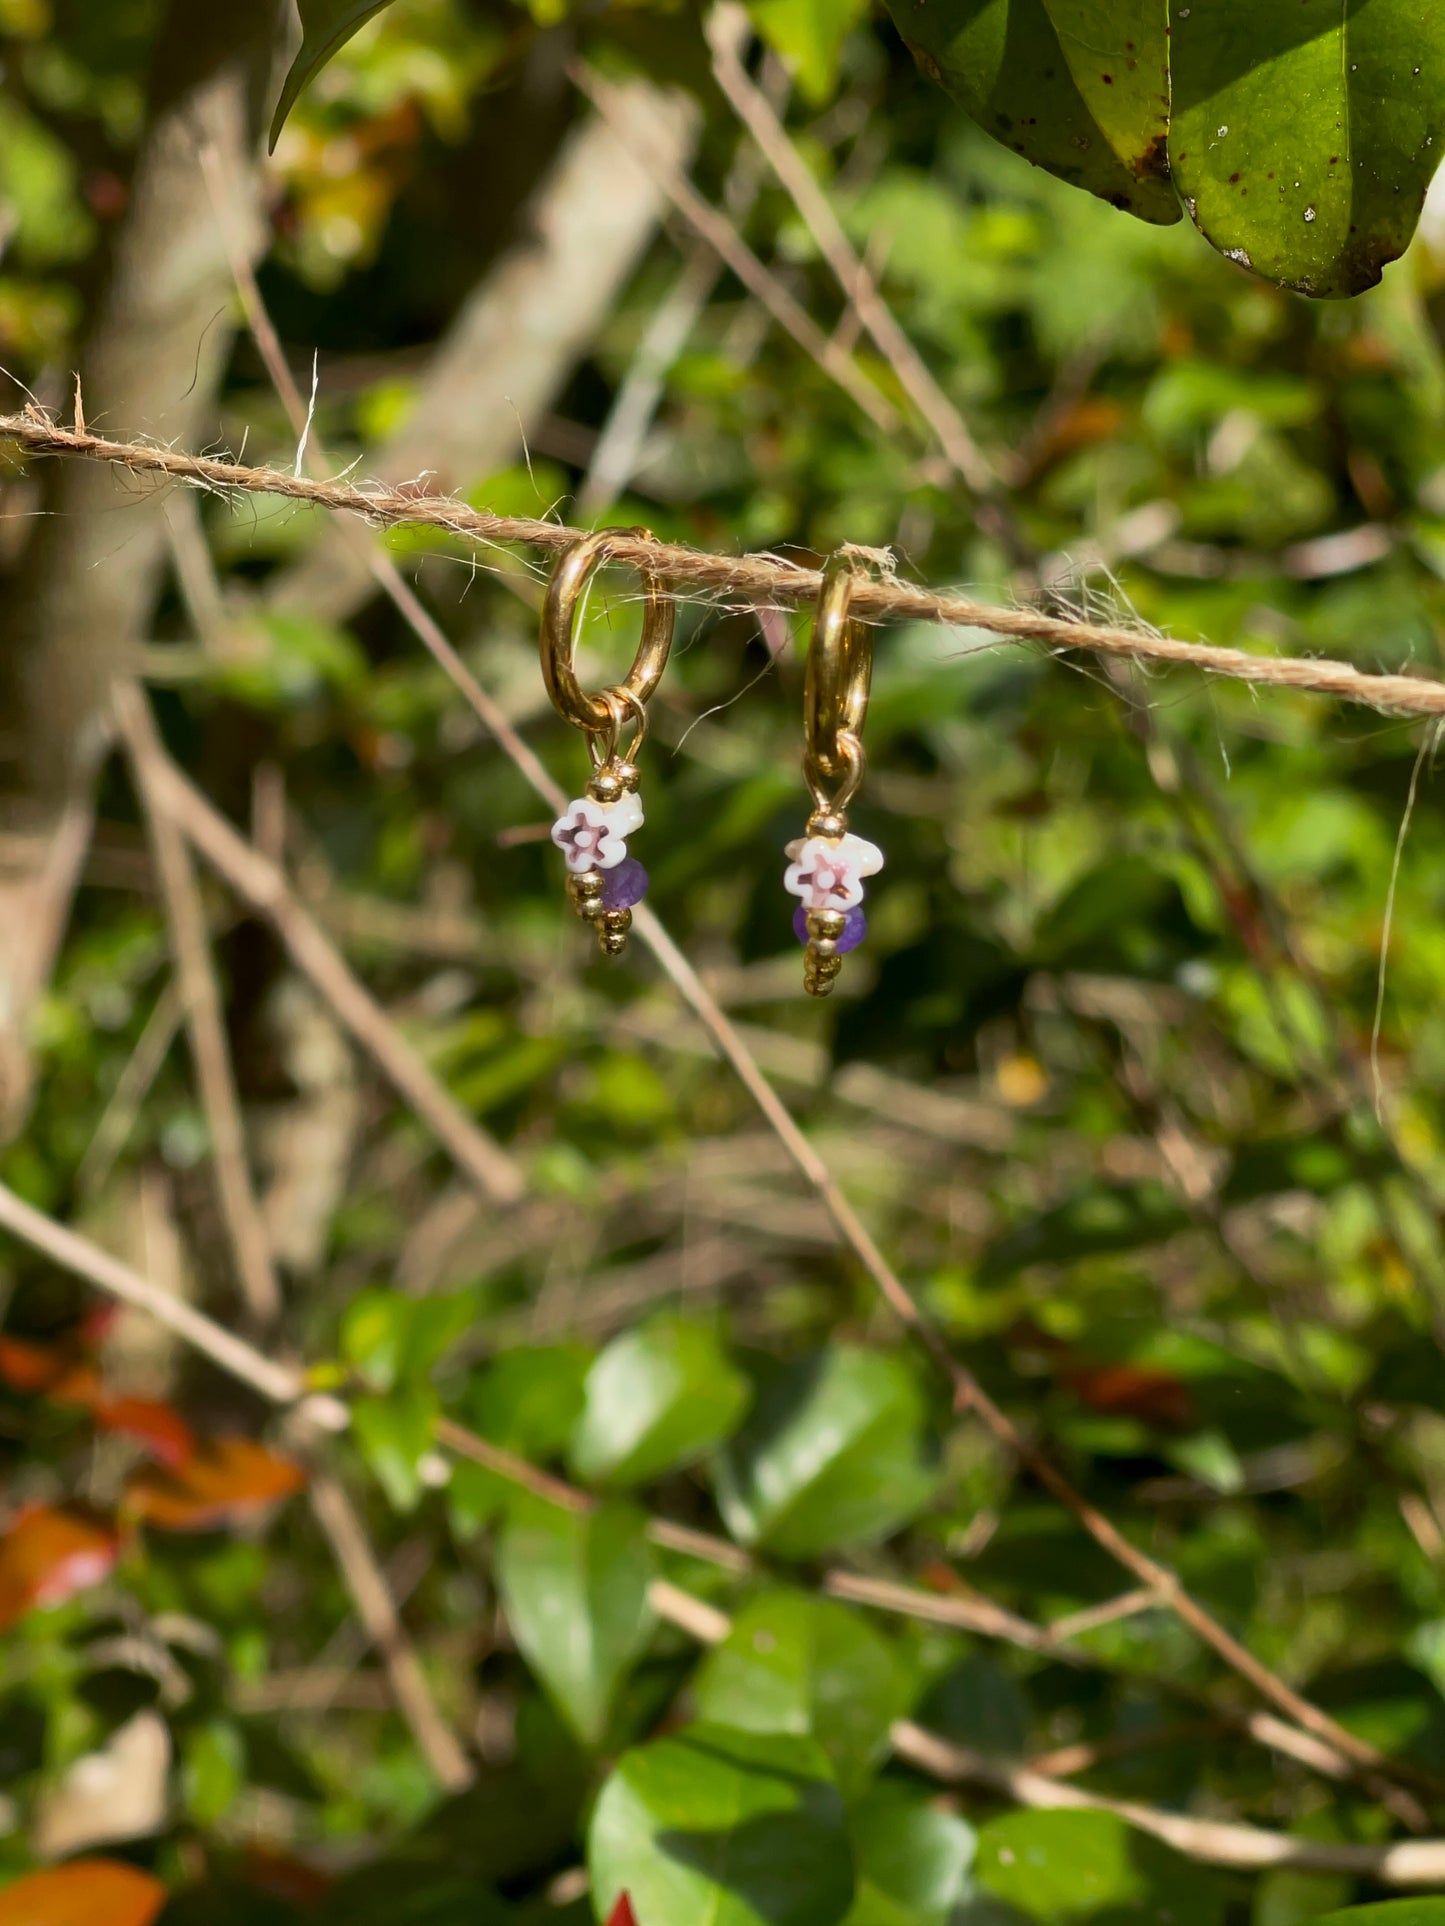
569,1317 -> 750,1490
0,1860 -> 166,1926
352,1386 -> 440,1512
745,0 -> 871,101
495,1501 -> 654,1747
885,0 -> 1179,225
846,1781 -> 975,1926
124,1437 -> 305,1531
589,1725 -> 853,1926
471,1345 -> 593,1459
0,1504 -> 121,1630
975,1809 -> 1224,1926
692,1591 -> 910,1792
1170,6 -> 1445,297
270,0 -> 403,150
715,1349 -> 937,1558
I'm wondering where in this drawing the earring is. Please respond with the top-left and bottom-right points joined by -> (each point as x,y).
542,531 -> 674,957
784,552 -> 883,997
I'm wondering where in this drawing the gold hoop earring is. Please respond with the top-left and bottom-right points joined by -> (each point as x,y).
783,552 -> 883,997
543,531 -> 674,956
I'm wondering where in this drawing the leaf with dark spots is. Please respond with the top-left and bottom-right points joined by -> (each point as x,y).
1171,1 -> 1445,296
885,0 -> 1180,225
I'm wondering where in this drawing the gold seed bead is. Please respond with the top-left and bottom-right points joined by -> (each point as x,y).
811,937 -> 838,959
616,761 -> 641,793
597,907 -> 632,955
568,869 -> 604,902
598,906 -> 631,955
808,810 -> 847,840
587,769 -> 624,805
806,909 -> 847,941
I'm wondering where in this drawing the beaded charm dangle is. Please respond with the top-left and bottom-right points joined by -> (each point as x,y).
542,531 -> 674,957
784,552 -> 883,997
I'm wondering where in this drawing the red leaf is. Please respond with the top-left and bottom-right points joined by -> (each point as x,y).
1067,1363 -> 1196,1431
606,1894 -> 639,1926
0,1506 -> 122,1632
0,1859 -> 166,1926
124,1436 -> 306,1531
92,1396 -> 195,1469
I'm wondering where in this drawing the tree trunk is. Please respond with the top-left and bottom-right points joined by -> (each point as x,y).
0,0 -> 283,1136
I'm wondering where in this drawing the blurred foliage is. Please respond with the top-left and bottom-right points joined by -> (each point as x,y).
7,3 -> 1445,1925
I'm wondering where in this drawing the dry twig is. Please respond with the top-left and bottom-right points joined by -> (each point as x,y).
307,1470 -> 473,1792
117,683 -> 282,1326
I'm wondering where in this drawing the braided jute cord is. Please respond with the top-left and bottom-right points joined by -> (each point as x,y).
6,408 -> 1445,723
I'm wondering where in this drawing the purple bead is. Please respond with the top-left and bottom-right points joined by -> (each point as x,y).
792,905 -> 867,953
600,857 -> 648,911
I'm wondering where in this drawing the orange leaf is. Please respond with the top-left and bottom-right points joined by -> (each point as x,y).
0,1506 -> 122,1632
0,1336 -> 99,1405
124,1436 -> 305,1531
1067,1363 -> 1196,1431
0,1859 -> 165,1926
92,1397 -> 195,1469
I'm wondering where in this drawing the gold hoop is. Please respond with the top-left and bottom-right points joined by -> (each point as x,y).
541,529 -> 675,738
804,551 -> 874,800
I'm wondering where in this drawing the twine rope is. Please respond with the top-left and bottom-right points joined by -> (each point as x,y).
5,409 -> 1445,721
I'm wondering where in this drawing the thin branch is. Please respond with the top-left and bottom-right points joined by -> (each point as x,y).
307,1469 -> 473,1792
142,751 -> 525,1205
7,414 -> 1445,721
76,977 -> 182,1197
642,1568 -> 1445,1884
571,63 -> 902,438
0,1177 -> 300,1403
891,1724 -> 1445,1885
116,683 -> 282,1327
1,1167 -> 1429,1830
705,4 -> 996,497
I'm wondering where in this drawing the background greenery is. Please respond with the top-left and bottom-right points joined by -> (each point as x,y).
6,2 -> 1445,1924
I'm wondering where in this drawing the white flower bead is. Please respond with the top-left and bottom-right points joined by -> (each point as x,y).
783,832 -> 884,912
551,795 -> 640,873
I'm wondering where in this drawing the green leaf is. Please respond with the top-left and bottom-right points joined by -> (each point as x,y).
494,1501 -> 654,1747
974,1810 -> 1225,1926
1170,7 -> 1445,298
588,1724 -> 854,1926
715,1349 -> 938,1558
182,1718 -> 246,1828
745,0 -> 871,101
270,0 -> 401,150
569,1317 -> 751,1490
342,1289 -> 412,1393
1315,1910 -> 1445,1926
470,1346 -> 593,1459
352,1386 -> 439,1512
884,0 -> 1179,225
692,1590 -> 911,1793
846,1781 -> 975,1926
343,1288 -> 476,1393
